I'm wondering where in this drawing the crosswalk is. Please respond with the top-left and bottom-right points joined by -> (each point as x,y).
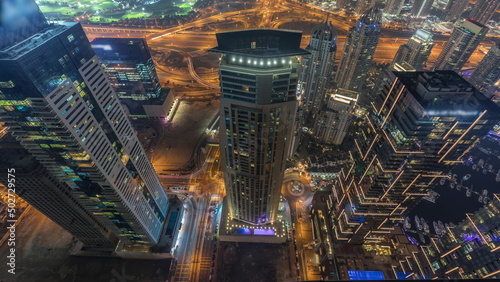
199,256 -> 212,271
173,263 -> 192,281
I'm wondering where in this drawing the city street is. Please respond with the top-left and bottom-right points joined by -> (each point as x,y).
78,1 -> 498,282
282,170 -> 322,281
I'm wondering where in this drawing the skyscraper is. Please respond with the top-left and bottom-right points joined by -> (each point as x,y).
445,0 -> 470,22
313,89 -> 357,145
384,0 -> 404,15
0,145 -> 117,248
433,19 -> 488,72
411,0 -> 435,18
298,19 -> 337,118
335,7 -> 382,92
392,29 -> 434,70
91,38 -> 161,101
393,194 -> 500,279
468,44 -> 500,96
0,0 -> 50,50
330,71 -> 500,244
355,0 -> 375,15
0,3 -> 170,250
469,0 -> 500,25
210,29 -> 307,226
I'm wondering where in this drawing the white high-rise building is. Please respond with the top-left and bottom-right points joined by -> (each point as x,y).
392,29 -> 434,70
434,19 -> 489,72
335,7 -> 383,92
298,19 -> 337,118
313,89 -> 357,145
468,44 -> 500,97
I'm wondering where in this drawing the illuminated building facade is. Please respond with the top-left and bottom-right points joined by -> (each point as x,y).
91,38 -> 161,101
392,194 -> 500,279
210,29 -> 307,225
298,19 -> 337,118
468,44 -> 500,97
392,29 -> 434,71
335,7 -> 382,92
411,0 -> 434,18
329,71 -> 500,244
0,13 -> 169,249
0,145 -> 117,248
433,19 -> 488,72
383,0 -> 404,15
313,89 -> 357,145
469,0 -> 500,25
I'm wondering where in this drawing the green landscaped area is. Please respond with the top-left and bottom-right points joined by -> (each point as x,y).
38,0 -> 197,23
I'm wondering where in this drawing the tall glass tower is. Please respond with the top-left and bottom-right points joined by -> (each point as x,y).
298,19 -> 337,118
0,0 -> 50,50
210,29 -> 308,225
91,38 -> 161,101
392,29 -> 434,71
330,71 -> 500,244
335,7 -> 382,92
0,2 -> 169,249
433,19 -> 488,72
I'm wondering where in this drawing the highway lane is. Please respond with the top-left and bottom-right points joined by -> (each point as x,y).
82,0 -> 490,80
171,194 -> 196,282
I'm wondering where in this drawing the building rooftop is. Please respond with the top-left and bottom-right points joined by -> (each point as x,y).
359,7 -> 383,26
464,18 -> 488,29
209,29 -> 309,57
0,22 -> 73,59
311,19 -> 338,41
393,71 -> 500,114
91,37 -> 152,62
0,0 -> 50,51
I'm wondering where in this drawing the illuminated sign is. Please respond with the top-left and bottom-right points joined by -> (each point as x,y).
348,270 -> 385,280
423,110 -> 480,116
237,228 -> 251,235
254,229 -> 275,235
91,44 -> 112,51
